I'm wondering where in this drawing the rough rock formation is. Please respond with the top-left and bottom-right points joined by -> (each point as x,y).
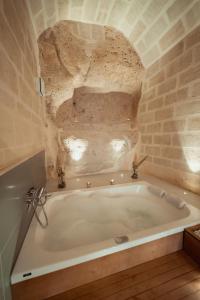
39,21 -> 144,114
38,21 -> 144,178
54,88 -> 139,176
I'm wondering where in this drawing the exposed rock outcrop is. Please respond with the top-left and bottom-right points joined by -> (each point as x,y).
39,21 -> 144,177
39,21 -> 144,114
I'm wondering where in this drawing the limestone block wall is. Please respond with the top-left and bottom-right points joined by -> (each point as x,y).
0,0 -> 45,172
138,25 -> 200,194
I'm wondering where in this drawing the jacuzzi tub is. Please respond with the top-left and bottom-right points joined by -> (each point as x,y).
11,176 -> 200,284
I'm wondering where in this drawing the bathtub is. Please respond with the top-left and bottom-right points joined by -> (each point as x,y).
11,175 -> 200,285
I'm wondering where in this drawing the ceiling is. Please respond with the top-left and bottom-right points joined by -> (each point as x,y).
27,0 -> 200,67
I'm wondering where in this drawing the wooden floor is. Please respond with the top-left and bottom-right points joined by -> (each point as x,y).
46,251 -> 200,300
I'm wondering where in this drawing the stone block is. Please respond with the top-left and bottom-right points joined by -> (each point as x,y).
161,147 -> 184,160
160,41 -> 184,66
163,120 -> 185,132
185,25 -> 200,49
164,88 -> 188,105
146,122 -> 162,133
184,1 -> 200,31
141,135 -> 152,144
166,50 -> 192,77
154,134 -> 171,145
167,0 -> 193,22
158,77 -> 176,95
188,116 -> 200,130
148,97 -> 163,111
159,20 -> 185,51
155,107 -> 173,121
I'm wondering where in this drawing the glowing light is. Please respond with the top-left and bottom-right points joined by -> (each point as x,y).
111,139 -> 126,152
64,137 -> 88,161
120,173 -> 124,178
187,159 -> 200,173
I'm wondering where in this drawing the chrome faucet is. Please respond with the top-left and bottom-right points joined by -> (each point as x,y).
131,155 -> 148,179
25,187 -> 38,207
25,186 -> 46,207
25,186 -> 48,228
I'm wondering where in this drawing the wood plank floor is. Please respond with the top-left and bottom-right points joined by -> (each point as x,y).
46,251 -> 200,300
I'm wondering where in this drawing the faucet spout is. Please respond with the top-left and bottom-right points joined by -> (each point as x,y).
132,155 -> 148,179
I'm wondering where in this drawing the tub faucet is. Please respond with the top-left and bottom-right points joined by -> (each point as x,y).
57,167 -> 66,189
132,155 -> 148,179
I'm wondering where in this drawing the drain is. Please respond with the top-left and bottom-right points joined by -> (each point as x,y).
114,235 -> 129,244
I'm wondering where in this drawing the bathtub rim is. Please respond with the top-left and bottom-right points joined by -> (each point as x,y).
11,176 -> 200,284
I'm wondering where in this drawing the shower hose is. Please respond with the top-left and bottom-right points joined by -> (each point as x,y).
32,187 -> 48,228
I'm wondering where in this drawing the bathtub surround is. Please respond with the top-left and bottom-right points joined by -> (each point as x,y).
43,251 -> 200,300
138,25 -> 200,195
0,151 -> 46,300
12,233 -> 182,300
0,0 -> 45,173
11,175 -> 200,299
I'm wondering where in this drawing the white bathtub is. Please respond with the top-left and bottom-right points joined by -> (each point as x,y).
11,175 -> 200,284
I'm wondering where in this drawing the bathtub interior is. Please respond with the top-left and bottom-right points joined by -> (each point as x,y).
37,182 -> 190,252
11,175 -> 200,285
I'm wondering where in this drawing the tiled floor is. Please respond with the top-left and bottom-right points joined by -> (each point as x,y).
47,251 -> 200,300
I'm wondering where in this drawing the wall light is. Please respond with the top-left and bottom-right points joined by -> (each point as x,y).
111,139 -> 126,152
187,159 -> 200,173
183,148 -> 200,173
64,137 -> 88,161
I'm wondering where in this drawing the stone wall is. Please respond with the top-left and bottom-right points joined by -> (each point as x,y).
138,25 -> 200,194
0,0 -> 44,173
38,21 -> 143,112
55,88 -> 139,178
40,21 -> 143,178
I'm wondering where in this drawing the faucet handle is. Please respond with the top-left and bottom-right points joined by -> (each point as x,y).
25,187 -> 37,207
26,187 -> 37,198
